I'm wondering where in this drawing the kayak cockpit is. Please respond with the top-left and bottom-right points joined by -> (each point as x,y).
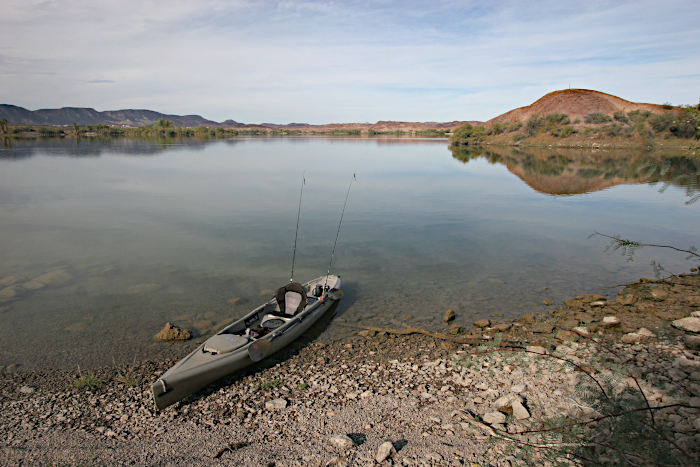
200,283 -> 327,356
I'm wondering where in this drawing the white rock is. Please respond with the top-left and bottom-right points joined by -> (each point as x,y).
375,441 -> 396,463
19,386 -> 36,394
511,384 -> 526,394
672,317 -> 700,334
512,401 -> 530,420
573,326 -> 589,337
330,434 -> 354,450
691,311 -> 700,318
264,398 -> 288,410
602,316 -> 620,327
483,411 -> 506,425
637,327 -> 655,337
693,418 -> 700,430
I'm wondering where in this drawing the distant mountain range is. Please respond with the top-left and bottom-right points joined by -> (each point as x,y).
0,104 -> 478,132
0,104 -> 241,127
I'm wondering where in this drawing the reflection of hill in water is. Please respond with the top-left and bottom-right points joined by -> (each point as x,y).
0,136 -> 242,159
451,146 -> 699,196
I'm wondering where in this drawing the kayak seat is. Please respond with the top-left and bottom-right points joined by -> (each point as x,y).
275,282 -> 308,316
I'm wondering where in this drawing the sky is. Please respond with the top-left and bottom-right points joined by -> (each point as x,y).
1,0 -> 699,124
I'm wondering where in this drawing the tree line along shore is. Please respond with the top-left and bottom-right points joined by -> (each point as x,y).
0,118 -> 454,138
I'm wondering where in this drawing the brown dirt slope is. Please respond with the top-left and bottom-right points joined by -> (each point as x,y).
486,89 -> 665,125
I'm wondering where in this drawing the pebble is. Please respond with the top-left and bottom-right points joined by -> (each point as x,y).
444,309 -> 456,322
265,398 -> 288,410
329,434 -> 354,450
375,441 -> 396,463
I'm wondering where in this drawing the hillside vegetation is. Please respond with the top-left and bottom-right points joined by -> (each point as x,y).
450,89 -> 699,148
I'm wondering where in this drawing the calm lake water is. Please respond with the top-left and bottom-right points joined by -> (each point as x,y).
0,136 -> 698,370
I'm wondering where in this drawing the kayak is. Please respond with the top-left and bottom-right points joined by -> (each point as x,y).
151,274 -> 342,410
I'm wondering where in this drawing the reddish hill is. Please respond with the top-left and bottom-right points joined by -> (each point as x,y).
486,89 -> 665,125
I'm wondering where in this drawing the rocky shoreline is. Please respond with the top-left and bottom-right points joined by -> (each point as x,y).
2,274 -> 700,466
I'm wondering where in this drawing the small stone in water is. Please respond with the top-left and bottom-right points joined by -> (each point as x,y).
443,309 -> 456,322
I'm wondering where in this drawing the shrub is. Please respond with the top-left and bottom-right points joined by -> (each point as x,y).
491,123 -> 506,135
449,123 -> 485,145
649,112 -> 675,132
507,121 -> 522,133
613,111 -> 630,125
584,112 -> 613,124
524,114 -> 544,136
635,121 -> 654,138
669,115 -> 697,139
560,125 -> 576,138
545,113 -> 570,125
512,134 -> 527,142
628,109 -> 653,122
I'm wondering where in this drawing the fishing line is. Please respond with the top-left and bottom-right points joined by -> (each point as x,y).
323,173 -> 356,295
290,171 -> 305,283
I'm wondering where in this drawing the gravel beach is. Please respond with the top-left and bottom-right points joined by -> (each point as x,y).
2,274 -> 700,466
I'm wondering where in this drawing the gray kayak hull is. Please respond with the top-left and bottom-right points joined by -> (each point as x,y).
152,275 -> 340,410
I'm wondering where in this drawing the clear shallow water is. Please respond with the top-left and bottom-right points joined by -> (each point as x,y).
0,137 -> 697,370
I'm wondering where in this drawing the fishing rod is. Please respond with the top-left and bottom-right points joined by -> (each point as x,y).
290,171 -> 305,283
322,173 -> 356,298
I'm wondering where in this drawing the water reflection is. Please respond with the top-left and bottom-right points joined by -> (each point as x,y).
451,145 -> 699,196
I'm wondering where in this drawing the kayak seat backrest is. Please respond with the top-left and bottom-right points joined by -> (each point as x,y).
275,282 -> 308,316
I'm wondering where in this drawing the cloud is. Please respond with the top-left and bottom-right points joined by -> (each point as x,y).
89,80 -> 115,84
0,0 -> 699,122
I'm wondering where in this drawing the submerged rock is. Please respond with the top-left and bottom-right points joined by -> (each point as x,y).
0,285 -> 27,302
0,276 -> 26,287
23,270 -> 73,290
154,322 -> 191,341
